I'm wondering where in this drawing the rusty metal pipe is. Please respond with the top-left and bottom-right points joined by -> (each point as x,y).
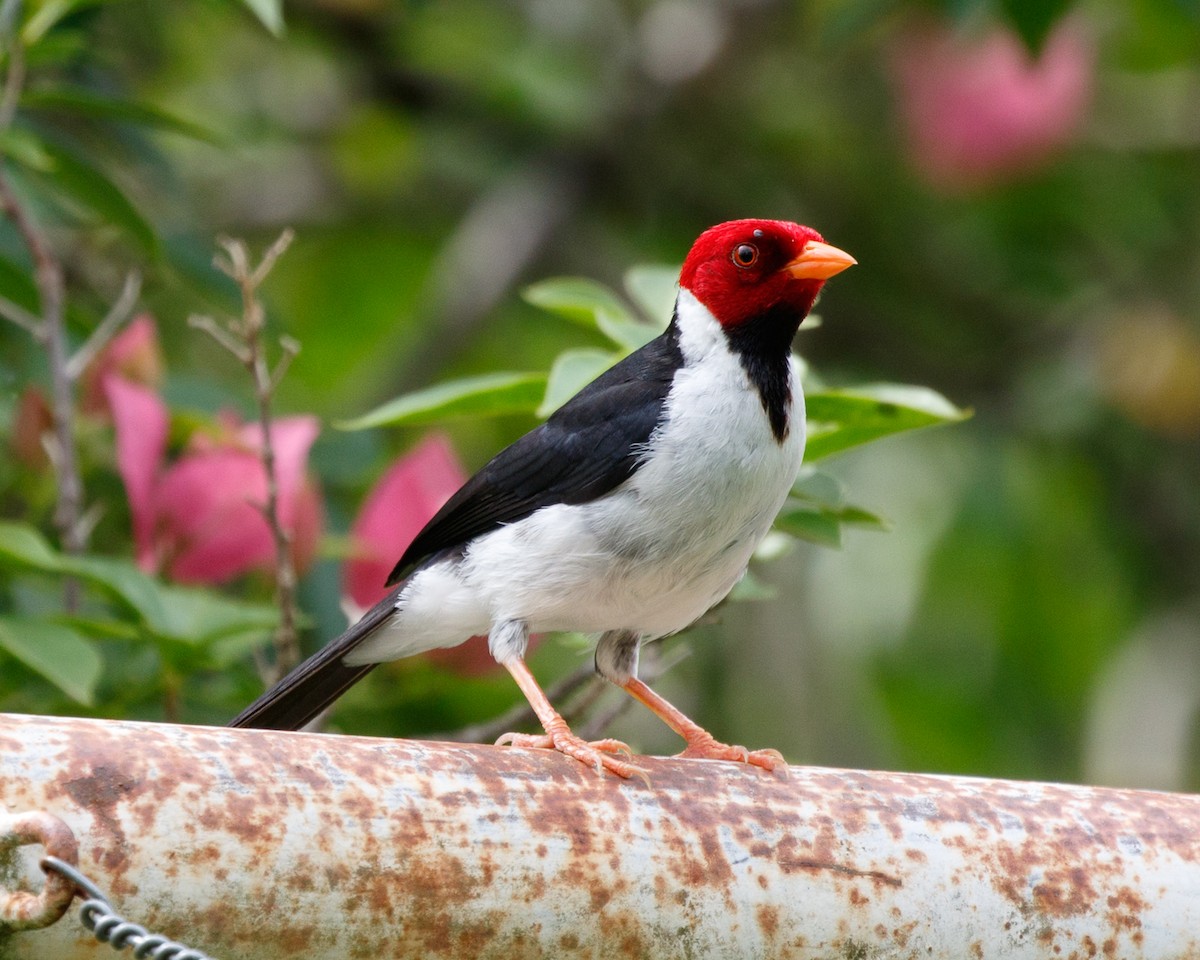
1,711 -> 1198,959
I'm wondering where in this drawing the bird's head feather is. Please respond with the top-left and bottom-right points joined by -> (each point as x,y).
679,219 -> 855,329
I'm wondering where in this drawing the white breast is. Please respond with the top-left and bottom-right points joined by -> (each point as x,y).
346,290 -> 805,665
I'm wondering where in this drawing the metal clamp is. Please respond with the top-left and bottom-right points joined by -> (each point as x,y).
0,809 -> 80,930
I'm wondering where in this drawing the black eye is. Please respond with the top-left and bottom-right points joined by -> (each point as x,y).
732,243 -> 758,267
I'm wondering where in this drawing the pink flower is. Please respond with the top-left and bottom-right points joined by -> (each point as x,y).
82,313 -> 164,415
343,434 -> 467,610
106,375 -> 323,585
890,18 -> 1094,189
344,435 -> 526,674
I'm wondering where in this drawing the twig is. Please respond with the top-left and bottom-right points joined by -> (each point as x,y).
0,170 -> 84,608
65,271 -> 142,380
0,16 -> 116,611
187,312 -> 250,362
190,228 -> 302,685
0,290 -> 44,337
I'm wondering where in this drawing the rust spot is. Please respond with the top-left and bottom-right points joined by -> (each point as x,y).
892,920 -> 918,947
756,903 -> 779,938
1033,866 -> 1098,916
63,764 -> 137,891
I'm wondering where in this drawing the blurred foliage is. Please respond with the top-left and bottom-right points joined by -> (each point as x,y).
0,0 -> 1199,792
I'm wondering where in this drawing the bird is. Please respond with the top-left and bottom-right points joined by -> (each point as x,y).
229,219 -> 855,780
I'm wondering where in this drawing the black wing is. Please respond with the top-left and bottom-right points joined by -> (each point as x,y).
386,321 -> 683,584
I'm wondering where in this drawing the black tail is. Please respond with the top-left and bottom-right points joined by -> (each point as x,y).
228,587 -> 402,731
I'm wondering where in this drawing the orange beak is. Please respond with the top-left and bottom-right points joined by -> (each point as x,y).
783,240 -> 857,281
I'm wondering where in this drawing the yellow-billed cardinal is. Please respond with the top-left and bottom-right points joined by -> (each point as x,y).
230,219 -> 855,780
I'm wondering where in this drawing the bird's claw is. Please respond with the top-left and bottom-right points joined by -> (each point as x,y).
496,730 -> 650,784
678,737 -> 788,775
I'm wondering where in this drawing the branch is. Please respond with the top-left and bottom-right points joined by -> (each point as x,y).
0,22 -> 91,610
0,290 -> 44,338
0,169 -> 85,610
249,228 -> 294,288
187,313 -> 251,363
65,271 -> 142,380
193,229 -> 303,685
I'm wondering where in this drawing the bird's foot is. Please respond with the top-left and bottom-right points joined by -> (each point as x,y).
678,734 -> 788,775
496,728 -> 650,785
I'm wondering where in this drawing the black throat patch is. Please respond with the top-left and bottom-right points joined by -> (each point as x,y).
723,302 -> 804,443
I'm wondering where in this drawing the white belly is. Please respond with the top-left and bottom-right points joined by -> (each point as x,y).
346,347 -> 805,666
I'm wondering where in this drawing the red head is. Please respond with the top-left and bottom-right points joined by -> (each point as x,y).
679,219 -> 855,328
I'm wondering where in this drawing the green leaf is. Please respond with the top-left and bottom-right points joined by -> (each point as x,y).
209,628 -> 274,667
623,264 -> 678,328
537,348 -> 618,417
0,524 -> 171,629
775,507 -> 844,547
775,503 -> 887,546
21,0 -> 108,44
22,89 -> 224,144
0,521 -> 66,571
727,568 -> 777,601
836,505 -> 891,531
523,276 -> 661,351
774,476 -> 890,546
37,142 -> 159,256
59,554 -> 171,631
337,372 -> 547,430
237,0 -> 285,36
0,615 -> 102,704
0,522 -> 278,647
804,384 -> 970,463
523,276 -> 636,327
596,311 -> 662,352
57,616 -> 142,642
790,469 -> 846,509
155,585 -> 279,646
0,127 -> 56,171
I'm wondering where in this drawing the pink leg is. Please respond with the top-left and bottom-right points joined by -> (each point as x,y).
622,677 -> 786,773
497,660 -> 650,784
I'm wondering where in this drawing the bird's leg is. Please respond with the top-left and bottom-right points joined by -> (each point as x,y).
594,629 -> 785,774
621,677 -> 786,772
490,620 -> 649,782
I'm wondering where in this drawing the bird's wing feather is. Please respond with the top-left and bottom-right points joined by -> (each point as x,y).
227,585 -> 403,729
387,322 -> 682,584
